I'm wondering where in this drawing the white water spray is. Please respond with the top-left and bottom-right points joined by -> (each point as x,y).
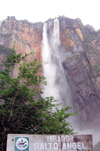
42,20 -> 61,102
42,19 -> 72,107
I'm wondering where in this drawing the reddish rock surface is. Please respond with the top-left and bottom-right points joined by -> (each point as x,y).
0,16 -> 43,77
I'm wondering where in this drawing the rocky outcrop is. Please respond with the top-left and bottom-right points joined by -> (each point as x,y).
0,16 -> 100,149
0,16 -> 43,77
57,17 -> 100,131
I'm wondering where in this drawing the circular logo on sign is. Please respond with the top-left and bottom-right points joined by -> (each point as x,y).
16,137 -> 28,150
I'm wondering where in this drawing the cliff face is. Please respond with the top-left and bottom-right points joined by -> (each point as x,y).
0,16 -> 43,77
58,17 -> 100,131
0,16 -> 100,137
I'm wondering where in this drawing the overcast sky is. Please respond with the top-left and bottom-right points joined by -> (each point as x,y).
0,0 -> 100,30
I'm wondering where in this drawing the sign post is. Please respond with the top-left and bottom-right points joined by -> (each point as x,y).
7,134 -> 93,151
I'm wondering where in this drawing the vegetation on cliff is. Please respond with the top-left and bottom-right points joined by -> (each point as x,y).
0,45 -> 76,151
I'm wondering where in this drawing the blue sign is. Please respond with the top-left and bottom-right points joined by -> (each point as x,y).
15,137 -> 29,151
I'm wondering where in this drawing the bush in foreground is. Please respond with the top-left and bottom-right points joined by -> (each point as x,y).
0,46 -> 76,151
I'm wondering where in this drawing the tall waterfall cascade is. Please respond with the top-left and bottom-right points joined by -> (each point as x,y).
41,19 -> 72,107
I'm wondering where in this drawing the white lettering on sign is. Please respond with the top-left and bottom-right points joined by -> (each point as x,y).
33,143 -> 58,150
77,142 -> 82,149
33,142 -> 87,150
54,143 -> 58,150
47,135 -> 73,142
7,134 -> 92,151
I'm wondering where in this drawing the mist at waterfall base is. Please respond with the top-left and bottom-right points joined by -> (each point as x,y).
41,19 -> 99,146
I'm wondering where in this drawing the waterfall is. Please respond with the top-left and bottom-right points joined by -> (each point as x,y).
42,19 -> 72,107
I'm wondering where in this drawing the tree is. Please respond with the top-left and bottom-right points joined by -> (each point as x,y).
0,45 -> 76,151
